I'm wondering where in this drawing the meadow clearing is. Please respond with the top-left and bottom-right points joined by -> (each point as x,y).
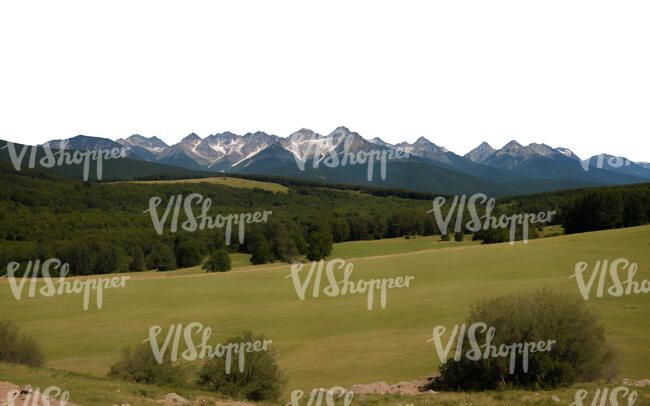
126,176 -> 289,193
0,225 -> 648,405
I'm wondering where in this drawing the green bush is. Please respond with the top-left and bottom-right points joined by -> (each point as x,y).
0,320 -> 45,367
196,331 -> 284,401
431,289 -> 617,391
203,249 -> 231,272
454,231 -> 464,242
108,342 -> 186,386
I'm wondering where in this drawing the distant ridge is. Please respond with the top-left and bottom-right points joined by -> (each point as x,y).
3,126 -> 644,196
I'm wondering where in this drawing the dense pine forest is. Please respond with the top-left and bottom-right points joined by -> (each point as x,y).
0,161 -> 648,276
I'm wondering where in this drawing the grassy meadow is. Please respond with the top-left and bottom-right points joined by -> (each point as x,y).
153,235 -> 482,277
126,176 -> 289,193
0,226 -> 648,403
329,234 -> 481,259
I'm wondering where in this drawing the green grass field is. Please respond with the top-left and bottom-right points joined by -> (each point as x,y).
329,234 -> 481,259
1,226 -> 648,403
142,235 -> 482,277
126,176 -> 289,193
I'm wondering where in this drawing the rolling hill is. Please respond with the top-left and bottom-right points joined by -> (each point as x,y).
0,225 -> 648,394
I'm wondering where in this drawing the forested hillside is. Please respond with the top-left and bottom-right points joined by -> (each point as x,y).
1,162 -> 648,276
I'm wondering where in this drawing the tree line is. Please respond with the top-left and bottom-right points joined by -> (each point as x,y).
0,162 -> 647,276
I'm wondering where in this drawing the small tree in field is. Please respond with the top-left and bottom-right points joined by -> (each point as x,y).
203,249 -> 231,272
431,289 -> 617,391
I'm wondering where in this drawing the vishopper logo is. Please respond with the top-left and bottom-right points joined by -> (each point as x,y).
427,193 -> 555,245
578,154 -> 633,172
1,258 -> 129,310
427,322 -> 556,374
144,193 -> 272,244
1,140 -> 126,181
4,385 -> 70,406
289,387 -> 354,406
143,322 -> 272,374
285,258 -> 414,310
571,386 -> 637,406
292,133 -> 411,181
570,259 -> 649,300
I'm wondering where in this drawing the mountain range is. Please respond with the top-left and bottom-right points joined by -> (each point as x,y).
18,127 -> 650,196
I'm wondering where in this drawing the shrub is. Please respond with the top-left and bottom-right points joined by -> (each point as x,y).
203,249 -> 231,272
440,233 -> 450,241
0,320 -> 45,367
431,290 -> 617,391
454,231 -> 464,242
108,342 -> 186,386
196,331 -> 284,401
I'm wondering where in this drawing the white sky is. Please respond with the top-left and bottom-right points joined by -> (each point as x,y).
1,1 -> 648,161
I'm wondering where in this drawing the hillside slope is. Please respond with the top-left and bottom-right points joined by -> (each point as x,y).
1,226 -> 648,392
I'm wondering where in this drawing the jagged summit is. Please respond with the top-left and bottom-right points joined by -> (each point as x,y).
503,140 -> 524,149
42,128 -> 649,184
465,141 -> 496,163
180,133 -> 201,143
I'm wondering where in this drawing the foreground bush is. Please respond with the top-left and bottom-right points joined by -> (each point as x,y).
0,320 -> 45,367
431,289 -> 617,391
197,331 -> 284,401
108,343 -> 185,386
